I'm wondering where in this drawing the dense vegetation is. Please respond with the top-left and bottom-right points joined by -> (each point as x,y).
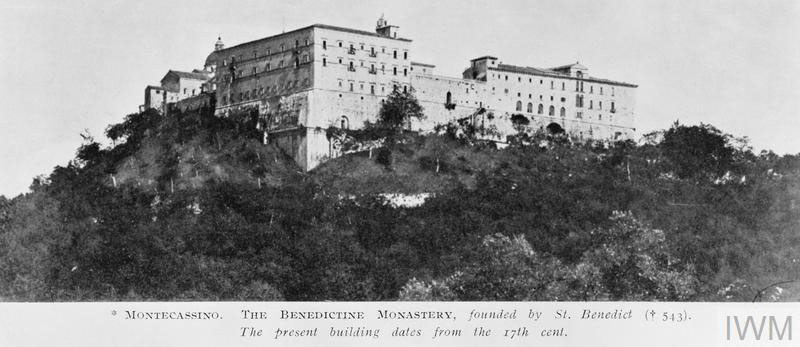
1,93 -> 799,301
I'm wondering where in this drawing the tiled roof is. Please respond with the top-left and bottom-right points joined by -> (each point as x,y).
492,64 -> 637,87
550,62 -> 587,71
411,61 -> 436,67
216,23 -> 412,53
164,70 -> 211,81
470,55 -> 498,61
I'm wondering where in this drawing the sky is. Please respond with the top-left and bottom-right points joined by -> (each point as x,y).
1,0 -> 798,197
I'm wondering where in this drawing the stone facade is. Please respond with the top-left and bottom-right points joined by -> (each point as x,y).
142,70 -> 212,114
146,16 -> 638,170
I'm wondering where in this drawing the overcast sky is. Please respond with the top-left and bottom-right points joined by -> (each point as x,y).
1,0 -> 798,197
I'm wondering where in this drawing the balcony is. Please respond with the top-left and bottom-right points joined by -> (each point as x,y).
347,47 -> 356,55
444,103 -> 456,110
368,68 -> 377,75
369,51 -> 378,58
348,66 -> 356,72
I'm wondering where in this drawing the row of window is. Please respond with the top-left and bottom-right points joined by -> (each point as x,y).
221,38 -> 312,66
490,73 -> 616,96
336,80 -> 408,95
514,102 -> 566,117
575,95 -> 616,112
513,102 -> 614,122
219,79 -> 311,105
322,58 -> 408,76
219,55 -> 312,82
322,40 -> 407,60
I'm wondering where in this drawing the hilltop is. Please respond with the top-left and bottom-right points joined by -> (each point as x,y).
1,100 -> 800,302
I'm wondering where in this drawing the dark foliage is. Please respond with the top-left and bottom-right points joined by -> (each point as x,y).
1,113 -> 799,302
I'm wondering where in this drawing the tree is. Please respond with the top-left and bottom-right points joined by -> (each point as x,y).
376,87 -> 425,132
660,122 -> 735,179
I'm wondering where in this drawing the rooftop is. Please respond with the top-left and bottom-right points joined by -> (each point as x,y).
162,70 -> 212,81
216,23 -> 412,53
492,63 -> 637,87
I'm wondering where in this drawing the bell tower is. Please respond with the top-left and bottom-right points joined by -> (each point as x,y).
375,14 -> 399,39
214,36 -> 225,51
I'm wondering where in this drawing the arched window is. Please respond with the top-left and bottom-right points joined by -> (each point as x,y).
446,91 -> 452,104
560,107 -> 565,117
340,116 -> 349,129
515,100 -> 522,111
538,104 -> 544,114
548,105 -> 555,116
527,102 -> 533,113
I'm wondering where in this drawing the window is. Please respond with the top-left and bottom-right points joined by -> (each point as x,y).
403,85 -> 407,93
295,40 -> 299,48
370,85 -> 375,94
527,102 -> 533,113
562,82 -> 565,90
323,40 -> 327,49
560,107 -> 565,117
323,58 -> 327,66
599,114 -> 603,121
600,87 -> 604,95
445,91 -> 452,105
278,60 -> 283,68
590,100 -> 593,109
252,67 -> 257,75
538,104 -> 544,114
340,116 -> 349,129
393,67 -> 397,75
183,88 -> 187,94
338,41 -> 342,47
403,51 -> 408,60
349,83 -> 353,91
590,86 -> 594,94
599,101 -> 603,110
403,68 -> 407,76
280,44 -> 284,51
393,50 -> 397,59
267,48 -> 271,55
516,100 -> 522,111
550,81 -> 554,89
611,102 -> 616,113
266,63 -> 271,71
253,51 -> 257,59
549,105 -> 555,116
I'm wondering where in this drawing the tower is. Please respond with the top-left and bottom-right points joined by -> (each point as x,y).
375,14 -> 399,38
214,36 -> 225,51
